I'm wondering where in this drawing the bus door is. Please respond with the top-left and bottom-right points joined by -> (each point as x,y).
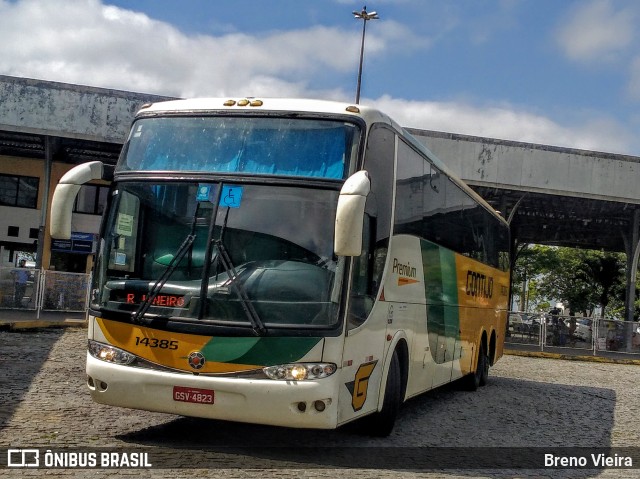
337,217 -> 386,425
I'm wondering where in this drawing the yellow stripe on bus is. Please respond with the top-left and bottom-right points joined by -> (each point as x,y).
96,318 -> 261,373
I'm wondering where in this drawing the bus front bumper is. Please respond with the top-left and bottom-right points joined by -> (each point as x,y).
86,353 -> 340,429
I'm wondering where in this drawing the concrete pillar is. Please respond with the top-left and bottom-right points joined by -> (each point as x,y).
35,136 -> 54,269
624,209 -> 640,352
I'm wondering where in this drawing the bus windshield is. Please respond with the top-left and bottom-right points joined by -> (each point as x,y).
116,116 -> 359,179
92,181 -> 341,330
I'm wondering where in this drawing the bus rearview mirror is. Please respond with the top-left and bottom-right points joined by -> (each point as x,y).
50,161 -> 107,239
334,170 -> 370,256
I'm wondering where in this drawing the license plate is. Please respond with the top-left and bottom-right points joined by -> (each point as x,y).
173,386 -> 214,404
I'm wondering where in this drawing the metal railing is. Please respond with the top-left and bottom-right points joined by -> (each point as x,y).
506,311 -> 640,355
4,270 -> 640,356
0,266 -> 40,310
0,267 -> 91,316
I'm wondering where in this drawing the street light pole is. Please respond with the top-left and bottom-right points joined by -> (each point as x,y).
353,6 -> 379,104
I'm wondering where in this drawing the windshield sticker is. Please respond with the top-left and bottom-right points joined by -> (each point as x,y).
114,252 -> 127,265
133,124 -> 143,138
116,213 -> 134,236
220,185 -> 243,208
196,184 -> 213,202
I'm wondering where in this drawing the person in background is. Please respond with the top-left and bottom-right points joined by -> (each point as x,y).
11,259 -> 29,307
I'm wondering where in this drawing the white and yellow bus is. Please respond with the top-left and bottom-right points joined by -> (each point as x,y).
51,98 -> 510,436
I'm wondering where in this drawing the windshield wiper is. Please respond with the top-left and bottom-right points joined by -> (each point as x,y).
132,233 -> 196,324
196,185 -> 266,336
209,203 -> 266,336
213,239 -> 267,336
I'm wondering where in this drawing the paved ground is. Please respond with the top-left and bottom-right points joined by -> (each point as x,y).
0,309 -> 86,329
1,327 -> 639,478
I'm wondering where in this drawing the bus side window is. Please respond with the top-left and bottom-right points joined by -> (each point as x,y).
347,124 -> 393,331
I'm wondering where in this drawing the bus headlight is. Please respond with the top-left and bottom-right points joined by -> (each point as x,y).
88,340 -> 136,365
263,363 -> 337,381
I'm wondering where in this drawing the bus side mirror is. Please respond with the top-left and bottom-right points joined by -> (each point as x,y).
334,170 -> 370,257
50,161 -> 108,239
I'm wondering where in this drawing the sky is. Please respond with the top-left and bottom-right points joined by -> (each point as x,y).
1,0 -> 640,155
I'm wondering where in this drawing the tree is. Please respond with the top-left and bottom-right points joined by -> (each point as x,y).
574,252 -> 625,317
512,245 -> 625,317
511,244 -> 558,311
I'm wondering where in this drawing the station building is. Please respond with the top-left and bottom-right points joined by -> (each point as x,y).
0,75 -> 169,274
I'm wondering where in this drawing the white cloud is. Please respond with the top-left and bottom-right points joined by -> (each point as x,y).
0,0 -> 366,97
556,0 -> 635,63
371,95 -> 637,155
0,0 -> 430,98
0,0 -> 637,156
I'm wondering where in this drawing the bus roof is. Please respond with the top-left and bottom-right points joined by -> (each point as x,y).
137,97 -> 401,127
137,97 -> 507,227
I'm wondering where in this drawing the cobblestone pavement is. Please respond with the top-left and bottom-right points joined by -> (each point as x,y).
1,328 -> 639,478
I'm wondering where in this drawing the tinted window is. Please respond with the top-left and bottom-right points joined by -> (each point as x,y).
0,175 -> 39,208
348,125 -> 394,328
394,138 -> 509,271
75,185 -> 110,215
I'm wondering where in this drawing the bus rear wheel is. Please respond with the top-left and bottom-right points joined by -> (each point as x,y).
463,343 -> 487,391
478,343 -> 489,387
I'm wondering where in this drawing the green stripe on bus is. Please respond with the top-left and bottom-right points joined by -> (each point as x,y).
200,336 -> 322,366
421,240 -> 460,364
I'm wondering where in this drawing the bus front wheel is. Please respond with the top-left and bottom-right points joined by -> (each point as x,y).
360,349 -> 401,437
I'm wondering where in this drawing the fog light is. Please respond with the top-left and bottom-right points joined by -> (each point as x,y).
314,400 -> 326,412
297,402 -> 307,412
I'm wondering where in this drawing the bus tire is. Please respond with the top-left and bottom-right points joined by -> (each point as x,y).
361,349 -> 401,437
463,343 -> 486,391
478,343 -> 489,387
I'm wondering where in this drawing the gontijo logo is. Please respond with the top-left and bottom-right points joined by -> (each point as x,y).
466,270 -> 493,299
346,360 -> 378,411
188,351 -> 206,370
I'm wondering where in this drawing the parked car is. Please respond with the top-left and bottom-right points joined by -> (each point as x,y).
633,322 -> 640,348
573,318 -> 592,342
508,313 -> 526,334
521,313 -> 542,335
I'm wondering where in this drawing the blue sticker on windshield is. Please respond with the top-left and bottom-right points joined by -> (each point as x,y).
196,184 -> 212,201
220,185 -> 243,208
